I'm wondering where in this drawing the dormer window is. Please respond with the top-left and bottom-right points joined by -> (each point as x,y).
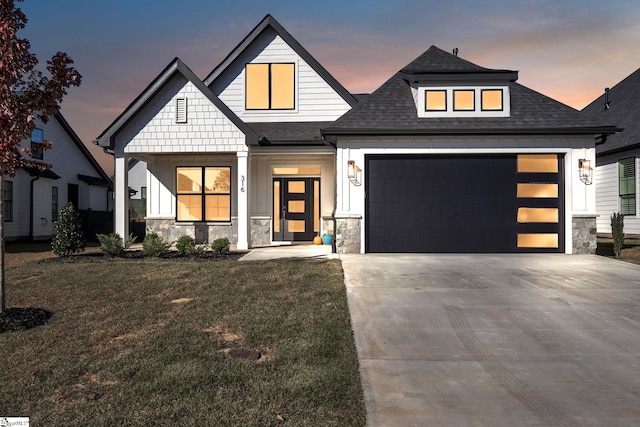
245,63 -> 295,110
417,85 -> 510,118
453,90 -> 475,111
481,89 -> 503,111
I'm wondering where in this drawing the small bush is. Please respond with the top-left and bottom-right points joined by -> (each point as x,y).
611,212 -> 625,257
211,237 -> 230,255
97,233 -> 136,257
51,203 -> 86,257
143,232 -> 171,257
192,244 -> 208,257
175,235 -> 195,256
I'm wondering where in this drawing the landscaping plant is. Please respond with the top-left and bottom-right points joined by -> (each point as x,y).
175,235 -> 196,256
211,237 -> 230,255
51,203 -> 86,257
97,232 -> 136,257
611,212 -> 625,257
142,232 -> 171,257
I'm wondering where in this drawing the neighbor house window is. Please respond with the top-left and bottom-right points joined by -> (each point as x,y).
481,89 -> 503,111
245,63 -> 295,110
52,186 -> 58,222
141,186 -> 147,199
31,128 -> 44,160
425,90 -> 447,111
176,167 -> 231,221
3,180 -> 13,222
453,90 -> 475,111
619,157 -> 636,215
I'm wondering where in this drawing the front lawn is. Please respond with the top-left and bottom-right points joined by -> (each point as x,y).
0,255 -> 365,426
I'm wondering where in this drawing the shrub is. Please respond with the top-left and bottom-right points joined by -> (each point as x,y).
175,235 -> 195,256
51,203 -> 86,257
611,212 -> 625,257
97,233 -> 136,257
211,237 -> 230,255
192,244 -> 208,257
143,232 -> 171,257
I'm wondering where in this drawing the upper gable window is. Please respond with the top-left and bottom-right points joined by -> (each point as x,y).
481,89 -> 503,111
245,63 -> 295,110
453,90 -> 475,111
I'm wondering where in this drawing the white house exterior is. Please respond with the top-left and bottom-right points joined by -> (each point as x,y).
96,16 -> 616,254
3,113 -> 112,240
583,70 -> 639,236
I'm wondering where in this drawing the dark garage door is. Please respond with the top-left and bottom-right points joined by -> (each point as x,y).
365,154 -> 563,253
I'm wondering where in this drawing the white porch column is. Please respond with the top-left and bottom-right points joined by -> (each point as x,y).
236,151 -> 249,250
114,153 -> 129,238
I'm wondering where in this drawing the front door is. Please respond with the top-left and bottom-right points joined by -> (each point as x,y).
273,177 -> 319,241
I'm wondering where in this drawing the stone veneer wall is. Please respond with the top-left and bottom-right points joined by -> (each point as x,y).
572,216 -> 597,254
250,217 -> 271,247
334,215 -> 361,254
146,218 -> 237,245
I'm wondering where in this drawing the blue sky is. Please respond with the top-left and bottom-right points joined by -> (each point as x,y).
17,0 -> 640,172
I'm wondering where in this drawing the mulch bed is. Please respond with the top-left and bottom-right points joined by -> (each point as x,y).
40,250 -> 246,263
0,307 -> 53,333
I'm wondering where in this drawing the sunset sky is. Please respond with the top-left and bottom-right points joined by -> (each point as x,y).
17,0 -> 640,174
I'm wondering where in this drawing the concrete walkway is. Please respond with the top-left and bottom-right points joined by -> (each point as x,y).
342,254 -> 640,427
239,244 -> 337,261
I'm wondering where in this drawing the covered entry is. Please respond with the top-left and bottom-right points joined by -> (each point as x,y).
365,154 -> 564,253
273,177 -> 320,241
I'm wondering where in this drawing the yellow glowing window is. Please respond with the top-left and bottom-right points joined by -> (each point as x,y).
453,90 -> 475,111
246,63 -> 294,110
517,208 -> 558,223
425,90 -> 446,111
176,166 -> 231,221
517,154 -> 558,173
517,233 -> 558,248
481,89 -> 503,111
517,183 -> 558,198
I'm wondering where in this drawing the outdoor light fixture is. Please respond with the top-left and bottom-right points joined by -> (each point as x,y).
578,158 -> 592,185
347,160 -> 361,184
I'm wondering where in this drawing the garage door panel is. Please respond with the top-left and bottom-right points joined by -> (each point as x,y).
365,154 -> 563,253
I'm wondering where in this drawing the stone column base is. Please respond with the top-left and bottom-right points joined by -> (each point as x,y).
334,215 -> 362,254
572,215 -> 597,254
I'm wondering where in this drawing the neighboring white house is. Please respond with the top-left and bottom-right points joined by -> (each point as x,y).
3,112 -> 112,240
583,69 -> 640,236
96,15 -> 617,254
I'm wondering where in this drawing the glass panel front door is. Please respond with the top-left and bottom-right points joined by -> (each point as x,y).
273,177 -> 319,241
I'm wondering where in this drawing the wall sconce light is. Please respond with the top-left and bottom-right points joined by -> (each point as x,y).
578,159 -> 592,185
347,160 -> 361,184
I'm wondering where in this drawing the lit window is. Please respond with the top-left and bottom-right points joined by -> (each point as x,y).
177,167 -> 231,221
453,90 -> 475,111
481,89 -> 503,111
425,90 -> 446,111
246,63 -> 295,110
619,157 -> 636,215
31,128 -> 44,160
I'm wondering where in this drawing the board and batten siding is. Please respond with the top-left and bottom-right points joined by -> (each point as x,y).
118,75 -> 247,155
596,151 -> 640,234
209,29 -> 351,123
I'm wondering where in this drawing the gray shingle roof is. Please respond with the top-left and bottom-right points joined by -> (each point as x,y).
582,68 -> 639,155
324,46 -> 617,137
247,122 -> 332,145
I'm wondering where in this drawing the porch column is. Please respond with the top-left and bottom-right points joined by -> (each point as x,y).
236,151 -> 249,250
114,153 -> 129,238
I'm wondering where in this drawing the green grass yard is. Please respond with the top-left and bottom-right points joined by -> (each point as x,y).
0,255 -> 365,426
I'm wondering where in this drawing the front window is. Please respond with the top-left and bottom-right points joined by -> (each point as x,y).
31,128 -> 44,160
245,63 -> 295,110
176,167 -> 231,221
453,90 -> 475,111
619,157 -> 636,215
3,181 -> 13,222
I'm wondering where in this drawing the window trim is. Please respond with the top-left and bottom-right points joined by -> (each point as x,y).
31,128 -> 44,160
619,157 -> 636,216
4,180 -> 13,222
176,166 -> 231,222
453,89 -> 475,111
481,89 -> 504,111
245,62 -> 296,111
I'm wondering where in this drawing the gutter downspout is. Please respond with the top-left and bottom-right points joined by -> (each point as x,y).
29,175 -> 40,240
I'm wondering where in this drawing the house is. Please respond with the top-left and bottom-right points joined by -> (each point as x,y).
582,70 -> 639,236
95,14 -> 617,254
3,112 -> 112,241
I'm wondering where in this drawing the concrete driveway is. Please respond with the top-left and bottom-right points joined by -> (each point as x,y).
341,254 -> 640,427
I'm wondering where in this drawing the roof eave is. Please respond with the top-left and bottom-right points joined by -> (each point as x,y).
322,126 -> 622,137
400,70 -> 519,83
